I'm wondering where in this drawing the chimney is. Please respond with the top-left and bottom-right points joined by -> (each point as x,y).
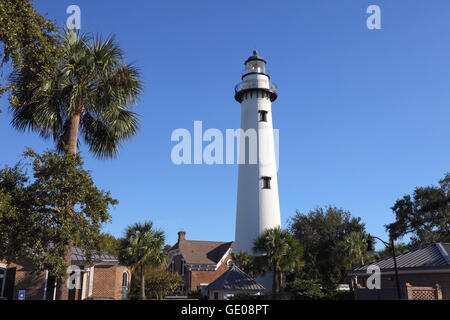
178,230 -> 186,242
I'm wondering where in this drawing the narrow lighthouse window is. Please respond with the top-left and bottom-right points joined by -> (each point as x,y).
258,110 -> 268,122
262,176 -> 271,189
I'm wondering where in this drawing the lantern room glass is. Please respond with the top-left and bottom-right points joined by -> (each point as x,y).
242,60 -> 267,77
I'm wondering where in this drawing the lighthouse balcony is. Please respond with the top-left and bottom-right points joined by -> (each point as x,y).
234,79 -> 277,102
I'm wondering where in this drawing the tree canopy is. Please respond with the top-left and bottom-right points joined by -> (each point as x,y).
0,148 -> 117,277
288,206 -> 366,289
386,173 -> 450,246
0,0 -> 61,110
133,266 -> 181,300
119,221 -> 168,300
9,29 -> 143,158
339,231 -> 370,268
97,233 -> 122,256
253,226 -> 304,293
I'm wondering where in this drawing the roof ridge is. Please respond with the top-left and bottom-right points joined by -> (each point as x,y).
435,243 -> 450,265
182,239 -> 233,244
207,264 -> 265,291
351,243 -> 436,271
349,242 -> 450,273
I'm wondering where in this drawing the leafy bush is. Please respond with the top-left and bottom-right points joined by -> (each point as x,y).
285,279 -> 325,300
187,289 -> 208,300
326,289 -> 355,300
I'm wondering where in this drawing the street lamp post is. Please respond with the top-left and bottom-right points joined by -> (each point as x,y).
367,235 -> 402,300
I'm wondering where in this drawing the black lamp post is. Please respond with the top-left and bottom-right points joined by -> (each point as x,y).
367,235 -> 402,300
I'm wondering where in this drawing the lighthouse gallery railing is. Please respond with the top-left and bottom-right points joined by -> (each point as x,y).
234,79 -> 277,95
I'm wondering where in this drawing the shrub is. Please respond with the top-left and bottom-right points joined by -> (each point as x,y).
285,279 -> 325,300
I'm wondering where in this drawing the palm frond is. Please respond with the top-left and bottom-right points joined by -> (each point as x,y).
9,28 -> 143,159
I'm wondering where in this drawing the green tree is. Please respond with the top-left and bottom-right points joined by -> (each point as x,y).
233,251 -> 267,279
288,206 -> 366,289
9,28 -> 143,299
285,279 -> 325,300
252,227 -> 303,293
0,149 -> 116,278
143,266 -> 182,300
97,233 -> 122,256
386,173 -> 450,246
0,189 -> 16,249
234,251 -> 254,278
375,243 -> 409,260
340,231 -> 369,268
0,0 -> 61,111
119,222 -> 168,300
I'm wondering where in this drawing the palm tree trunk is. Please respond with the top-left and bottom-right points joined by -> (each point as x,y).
274,257 -> 282,293
140,265 -> 146,300
278,271 -> 283,293
68,111 -> 82,154
55,109 -> 82,300
272,262 -> 277,294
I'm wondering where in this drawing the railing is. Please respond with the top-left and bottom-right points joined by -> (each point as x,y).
234,79 -> 278,102
235,79 -> 277,95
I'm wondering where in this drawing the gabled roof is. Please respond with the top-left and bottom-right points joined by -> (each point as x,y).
170,240 -> 234,266
207,265 -> 265,291
349,243 -> 450,275
71,246 -> 119,265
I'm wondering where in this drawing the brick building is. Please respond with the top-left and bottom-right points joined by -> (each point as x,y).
167,231 -> 234,294
0,246 -> 130,300
348,242 -> 450,300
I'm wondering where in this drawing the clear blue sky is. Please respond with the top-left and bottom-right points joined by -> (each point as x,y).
1,1 -> 449,248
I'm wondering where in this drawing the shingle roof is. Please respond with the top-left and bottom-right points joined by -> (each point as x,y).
71,246 -> 119,264
350,243 -> 450,274
171,240 -> 234,265
207,265 -> 265,291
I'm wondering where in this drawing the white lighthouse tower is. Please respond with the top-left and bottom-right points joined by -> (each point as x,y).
234,51 -> 281,261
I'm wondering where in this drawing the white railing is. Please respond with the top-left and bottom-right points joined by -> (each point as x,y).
235,79 -> 277,94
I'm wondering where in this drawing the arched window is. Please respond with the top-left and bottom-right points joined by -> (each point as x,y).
122,272 -> 128,287
121,272 -> 129,300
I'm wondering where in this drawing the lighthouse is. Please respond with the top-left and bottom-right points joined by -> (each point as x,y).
234,51 -> 281,261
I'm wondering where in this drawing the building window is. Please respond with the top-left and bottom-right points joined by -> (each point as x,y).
258,110 -> 268,122
262,176 -> 271,189
214,292 -> 219,300
122,272 -> 129,300
122,272 -> 128,287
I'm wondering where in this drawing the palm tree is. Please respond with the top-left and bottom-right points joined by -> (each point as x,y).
253,227 -> 303,293
234,251 -> 254,278
119,221 -> 167,300
9,29 -> 143,299
342,231 -> 369,268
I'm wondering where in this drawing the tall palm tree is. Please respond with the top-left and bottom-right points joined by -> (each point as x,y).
119,222 -> 167,300
342,231 -> 369,268
253,227 -> 303,293
9,29 -> 143,299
